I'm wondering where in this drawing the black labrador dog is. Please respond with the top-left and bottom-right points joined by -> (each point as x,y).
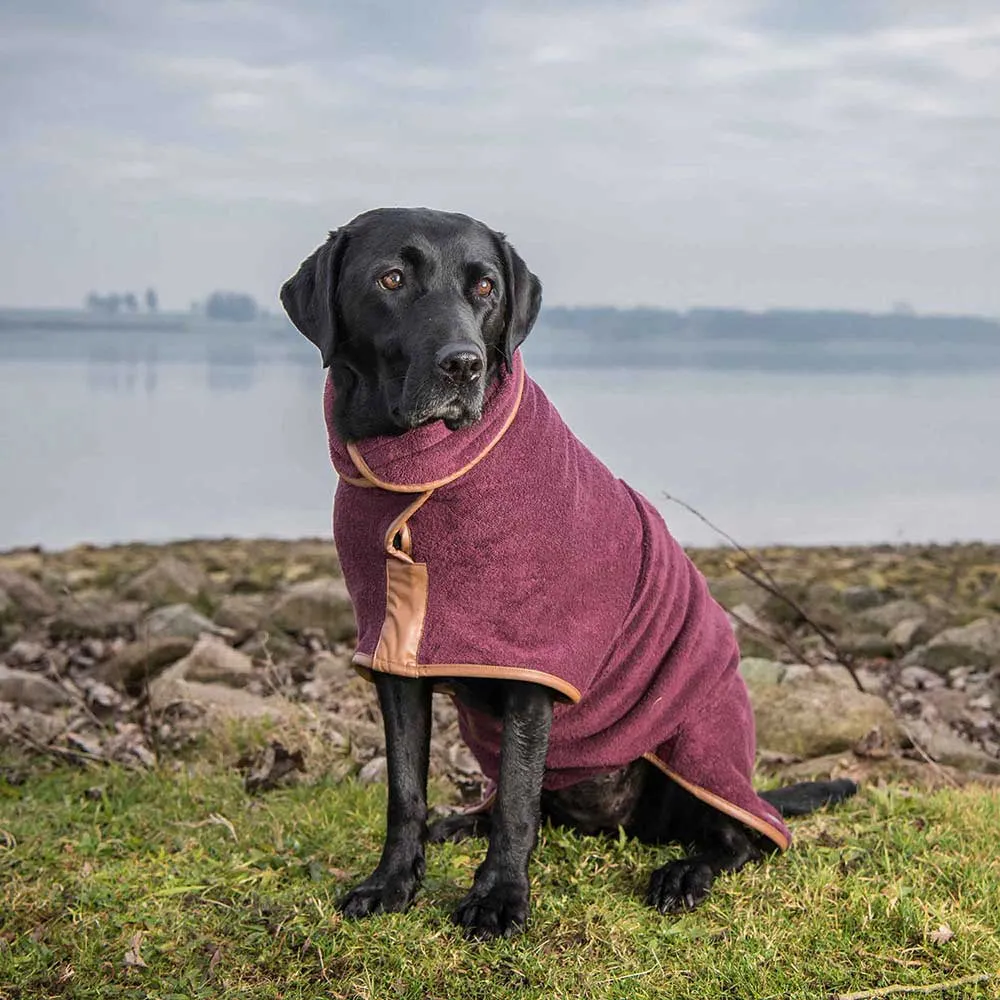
281,207 -> 856,939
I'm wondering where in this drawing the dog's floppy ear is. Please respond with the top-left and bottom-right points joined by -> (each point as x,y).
497,234 -> 542,371
280,229 -> 348,367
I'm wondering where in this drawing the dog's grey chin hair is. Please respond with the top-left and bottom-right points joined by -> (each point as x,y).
397,400 -> 482,432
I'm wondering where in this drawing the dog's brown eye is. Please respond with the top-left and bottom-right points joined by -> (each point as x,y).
474,277 -> 494,297
378,269 -> 404,290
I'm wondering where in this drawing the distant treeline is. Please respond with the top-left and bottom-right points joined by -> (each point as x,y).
539,306 -> 1000,343
86,288 -> 158,315
83,289 -> 261,322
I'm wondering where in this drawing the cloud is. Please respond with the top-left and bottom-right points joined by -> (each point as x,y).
0,0 -> 997,313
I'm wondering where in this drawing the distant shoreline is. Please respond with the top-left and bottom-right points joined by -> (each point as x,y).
3,305 -> 1000,375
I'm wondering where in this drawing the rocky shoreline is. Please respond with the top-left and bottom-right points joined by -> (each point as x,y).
2,538 -> 999,796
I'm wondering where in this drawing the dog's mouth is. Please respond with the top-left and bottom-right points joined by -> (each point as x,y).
392,395 -> 483,432
391,375 -> 486,433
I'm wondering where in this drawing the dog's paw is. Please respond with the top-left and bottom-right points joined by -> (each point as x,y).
339,860 -> 424,919
452,877 -> 530,940
427,812 -> 491,844
645,859 -> 714,914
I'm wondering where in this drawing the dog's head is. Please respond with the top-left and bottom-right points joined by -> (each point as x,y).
281,207 -> 542,441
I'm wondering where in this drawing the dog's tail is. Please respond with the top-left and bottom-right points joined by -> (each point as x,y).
760,778 -> 859,817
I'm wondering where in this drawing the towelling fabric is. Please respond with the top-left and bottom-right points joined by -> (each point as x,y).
324,352 -> 790,850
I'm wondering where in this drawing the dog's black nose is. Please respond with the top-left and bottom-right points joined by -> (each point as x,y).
435,344 -> 484,384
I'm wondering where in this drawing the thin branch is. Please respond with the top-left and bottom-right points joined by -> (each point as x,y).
836,972 -> 990,1000
899,723 -> 961,790
662,491 -> 866,692
724,605 -> 812,665
731,563 -> 865,693
9,728 -> 103,766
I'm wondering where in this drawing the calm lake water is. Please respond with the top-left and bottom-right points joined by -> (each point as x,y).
1,324 -> 999,551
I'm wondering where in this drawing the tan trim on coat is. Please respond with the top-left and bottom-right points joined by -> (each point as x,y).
382,490 -> 435,562
344,362 -> 525,493
339,473 -> 373,488
642,752 -> 790,851
372,559 -> 429,671
352,652 -> 581,704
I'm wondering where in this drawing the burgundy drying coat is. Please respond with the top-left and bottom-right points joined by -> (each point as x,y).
325,352 -> 790,850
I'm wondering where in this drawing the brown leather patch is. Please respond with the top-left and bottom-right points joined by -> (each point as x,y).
372,558 -> 429,673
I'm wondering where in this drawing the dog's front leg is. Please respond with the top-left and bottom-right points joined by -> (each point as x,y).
340,672 -> 433,918
453,681 -> 553,939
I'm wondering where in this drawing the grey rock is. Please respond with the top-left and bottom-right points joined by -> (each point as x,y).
96,636 -> 195,690
48,599 -> 145,640
838,632 -> 897,658
212,594 -> 268,639
734,629 -> 785,661
899,665 -> 946,690
268,578 -> 355,640
148,668 -> 299,723
170,634 -> 255,688
140,604 -> 228,642
0,569 -> 57,618
0,665 -> 73,710
81,638 -> 107,661
802,583 -> 851,632
904,719 -> 1000,773
749,680 -> 901,758
311,650 -> 356,684
238,630 -> 305,668
908,616 -> 1000,673
759,581 -> 810,627
887,618 -> 932,651
706,577 -> 768,613
781,663 -> 859,688
6,639 -> 47,666
948,666 -> 973,690
841,585 -> 888,612
858,599 -> 927,633
921,688 -> 972,727
80,679 -> 123,713
300,651 -> 358,701
123,556 -> 209,607
730,603 -> 785,659
739,657 -> 786,688
358,755 -> 387,785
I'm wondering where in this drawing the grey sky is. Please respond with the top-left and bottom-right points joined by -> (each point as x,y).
1,0 -> 997,314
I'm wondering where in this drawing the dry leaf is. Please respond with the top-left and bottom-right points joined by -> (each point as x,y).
929,923 -> 955,945
238,741 -> 306,794
123,931 -> 147,968
853,727 -> 893,759
208,945 -> 222,977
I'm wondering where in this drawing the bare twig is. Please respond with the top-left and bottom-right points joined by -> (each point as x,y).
174,813 -> 238,842
9,728 -> 102,766
732,563 -> 864,689
836,972 -> 990,1000
899,723 -> 961,790
724,605 -> 812,664
662,491 -> 866,692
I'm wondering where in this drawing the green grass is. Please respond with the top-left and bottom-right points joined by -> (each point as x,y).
1,762 -> 998,1000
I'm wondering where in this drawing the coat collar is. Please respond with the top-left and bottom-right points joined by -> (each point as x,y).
325,351 -> 526,492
